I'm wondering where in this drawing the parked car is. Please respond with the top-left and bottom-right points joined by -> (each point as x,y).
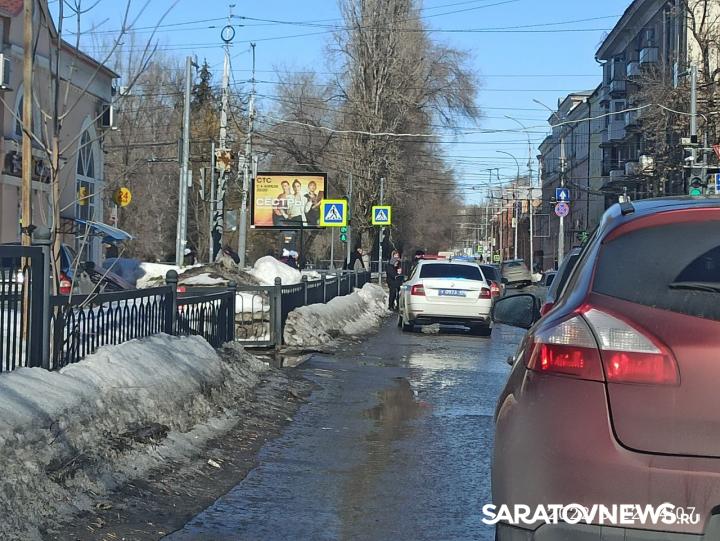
540,270 -> 556,288
491,198 -> 720,540
480,264 -> 504,298
501,259 -> 532,287
540,246 -> 583,315
398,259 -> 493,335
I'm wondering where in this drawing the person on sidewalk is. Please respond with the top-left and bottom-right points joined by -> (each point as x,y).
386,258 -> 403,311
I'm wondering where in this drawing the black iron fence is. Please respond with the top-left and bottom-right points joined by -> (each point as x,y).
0,245 -> 47,371
1,241 -> 372,372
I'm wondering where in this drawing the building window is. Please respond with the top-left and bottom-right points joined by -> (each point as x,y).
14,86 -> 42,141
76,129 -> 98,258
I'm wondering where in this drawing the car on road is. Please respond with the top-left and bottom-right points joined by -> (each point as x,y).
491,197 -> 720,540
501,259 -> 531,287
480,264 -> 504,298
398,259 -> 493,335
539,246 -> 583,315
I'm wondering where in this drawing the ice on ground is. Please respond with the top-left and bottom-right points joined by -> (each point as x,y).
0,334 -> 269,540
421,323 -> 442,334
283,283 -> 389,346
249,256 -> 302,285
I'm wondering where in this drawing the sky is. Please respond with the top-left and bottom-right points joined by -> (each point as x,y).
55,0 -> 633,202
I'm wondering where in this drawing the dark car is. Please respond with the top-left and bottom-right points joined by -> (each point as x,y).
540,246 -> 583,315
480,264 -> 504,298
491,198 -> 720,540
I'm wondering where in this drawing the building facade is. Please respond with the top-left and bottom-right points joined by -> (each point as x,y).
0,0 -> 116,263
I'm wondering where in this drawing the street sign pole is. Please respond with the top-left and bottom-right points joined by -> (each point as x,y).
558,137 -> 566,267
378,177 -> 384,285
330,226 -> 335,269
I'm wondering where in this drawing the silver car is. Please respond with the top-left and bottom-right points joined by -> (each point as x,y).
501,259 -> 531,287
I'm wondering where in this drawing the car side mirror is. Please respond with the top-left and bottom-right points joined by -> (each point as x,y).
491,294 -> 539,329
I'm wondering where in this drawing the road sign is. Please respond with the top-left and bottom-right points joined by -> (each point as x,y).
715,173 -> 720,193
113,187 -> 132,207
319,199 -> 347,227
555,187 -> 570,202
371,205 -> 392,225
554,201 -> 570,218
493,254 -> 501,263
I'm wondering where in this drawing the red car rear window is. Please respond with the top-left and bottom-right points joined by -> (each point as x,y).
593,220 -> 720,321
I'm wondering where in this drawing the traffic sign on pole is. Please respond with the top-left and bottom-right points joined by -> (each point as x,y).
319,199 -> 347,227
554,201 -> 570,217
371,205 -> 392,225
555,187 -> 570,202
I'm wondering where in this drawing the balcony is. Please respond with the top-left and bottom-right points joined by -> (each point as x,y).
625,161 -> 639,176
608,120 -> 626,141
610,78 -> 627,96
640,47 -> 659,65
625,109 -> 639,127
626,61 -> 641,79
609,169 -> 626,181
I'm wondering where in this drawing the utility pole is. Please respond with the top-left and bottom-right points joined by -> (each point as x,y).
558,137 -> 566,266
211,9 -> 234,262
237,42 -> 256,268
208,140 -> 216,263
378,177 -> 384,285
175,56 -> 193,267
346,173 -> 353,267
21,0 -> 32,246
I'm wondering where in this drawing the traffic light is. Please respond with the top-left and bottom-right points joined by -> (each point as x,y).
689,176 -> 706,196
339,226 -> 348,243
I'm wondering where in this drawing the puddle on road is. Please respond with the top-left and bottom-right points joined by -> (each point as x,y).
363,377 -> 429,428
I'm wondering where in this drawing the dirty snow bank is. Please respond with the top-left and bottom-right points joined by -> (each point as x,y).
0,335 -> 270,540
283,283 -> 388,346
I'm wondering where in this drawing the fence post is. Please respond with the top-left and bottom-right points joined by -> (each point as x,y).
227,281 -> 237,342
354,268 -> 359,290
321,273 -> 327,303
302,275 -> 308,305
273,277 -> 283,347
33,227 -> 52,368
164,270 -> 178,335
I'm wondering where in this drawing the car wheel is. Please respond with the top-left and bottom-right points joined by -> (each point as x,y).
400,314 -> 414,332
470,324 -> 492,337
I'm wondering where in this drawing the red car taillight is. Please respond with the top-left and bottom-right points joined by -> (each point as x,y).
584,308 -> 679,385
59,272 -> 72,295
411,284 -> 425,296
539,302 -> 554,316
479,287 -> 491,299
527,308 -> 679,386
490,282 -> 501,298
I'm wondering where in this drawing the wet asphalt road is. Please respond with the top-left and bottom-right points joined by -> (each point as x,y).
166,315 -> 527,541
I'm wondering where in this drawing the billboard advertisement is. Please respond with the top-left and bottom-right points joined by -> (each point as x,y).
251,172 -> 328,229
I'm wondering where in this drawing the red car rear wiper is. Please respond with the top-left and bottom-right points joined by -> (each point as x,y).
669,281 -> 720,293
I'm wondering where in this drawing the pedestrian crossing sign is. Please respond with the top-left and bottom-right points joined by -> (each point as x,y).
319,199 -> 347,227
371,205 -> 392,226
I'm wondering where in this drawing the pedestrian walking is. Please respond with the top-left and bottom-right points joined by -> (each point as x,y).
386,258 -> 403,310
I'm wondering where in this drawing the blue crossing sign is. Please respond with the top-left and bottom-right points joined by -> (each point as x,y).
372,205 -> 392,225
715,173 -> 720,193
555,187 -> 570,202
319,199 -> 347,227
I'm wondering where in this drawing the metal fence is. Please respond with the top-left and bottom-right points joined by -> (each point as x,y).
1,241 -> 371,372
0,245 -> 47,371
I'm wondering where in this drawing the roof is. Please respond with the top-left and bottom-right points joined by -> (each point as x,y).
596,0 -> 665,60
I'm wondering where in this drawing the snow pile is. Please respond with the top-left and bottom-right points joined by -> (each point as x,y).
0,335 -> 270,540
236,292 -> 270,314
136,262 -> 185,288
249,255 -> 302,285
283,283 -> 388,346
179,272 -> 228,286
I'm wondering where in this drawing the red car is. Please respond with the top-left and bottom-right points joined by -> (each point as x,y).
491,198 -> 720,540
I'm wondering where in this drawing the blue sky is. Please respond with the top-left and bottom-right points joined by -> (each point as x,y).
62,0 -> 632,201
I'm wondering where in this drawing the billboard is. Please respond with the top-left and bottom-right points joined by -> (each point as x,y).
251,172 -> 328,229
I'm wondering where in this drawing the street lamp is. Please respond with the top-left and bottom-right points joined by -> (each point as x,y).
533,98 -> 567,267
497,151 -> 520,259
506,115 -> 536,273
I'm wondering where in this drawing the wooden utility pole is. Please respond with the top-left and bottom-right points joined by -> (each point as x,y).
21,0 -> 33,246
